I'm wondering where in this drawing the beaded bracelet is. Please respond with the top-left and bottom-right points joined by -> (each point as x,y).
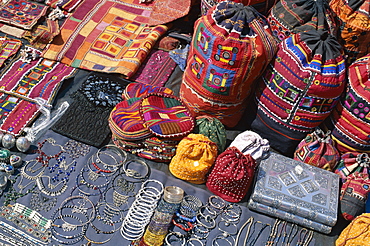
187,238 -> 204,246
51,233 -> 84,245
152,210 -> 177,224
103,186 -> 133,212
87,155 -> 118,179
147,219 -> 171,235
83,224 -> 116,245
180,195 -> 202,218
208,195 -> 226,211
142,229 -> 166,245
212,234 -> 234,246
76,169 -> 110,191
175,212 -> 197,222
218,220 -> 238,237
172,217 -> 194,232
192,224 -> 210,239
70,182 -> 104,198
156,199 -> 181,214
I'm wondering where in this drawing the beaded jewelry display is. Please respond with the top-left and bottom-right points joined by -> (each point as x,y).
4,173 -> 36,206
63,139 -> 91,159
0,204 -> 52,243
34,138 -> 65,166
30,188 -> 57,212
0,220 -> 47,246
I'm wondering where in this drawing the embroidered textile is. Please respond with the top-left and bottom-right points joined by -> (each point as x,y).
0,38 -> 22,68
330,0 -> 370,65
328,54 -> 370,154
46,0 -> 83,12
0,48 -> 75,136
42,0 -> 168,77
250,30 -> 346,156
130,49 -> 176,87
180,1 -> 278,127
0,0 -> 48,30
268,0 -> 337,42
24,19 -> 60,50
0,24 -> 26,38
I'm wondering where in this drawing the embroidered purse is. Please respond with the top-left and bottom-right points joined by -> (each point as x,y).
193,116 -> 227,153
180,1 -> 278,127
294,128 -> 340,171
169,134 -> 218,184
327,54 -> 370,154
268,0 -> 337,42
330,0 -> 370,64
335,152 -> 370,220
206,146 -> 257,202
250,30 -> 346,157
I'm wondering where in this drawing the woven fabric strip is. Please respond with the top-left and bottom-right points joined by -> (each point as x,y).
42,0 -> 168,77
0,49 -> 75,136
130,49 -> 177,87
0,38 -> 22,68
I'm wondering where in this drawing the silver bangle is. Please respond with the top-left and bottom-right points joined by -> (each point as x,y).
165,231 -> 185,246
123,159 -> 150,181
196,213 -> 216,229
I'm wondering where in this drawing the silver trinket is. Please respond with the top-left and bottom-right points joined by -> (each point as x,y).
16,136 -> 31,152
2,134 -> 15,149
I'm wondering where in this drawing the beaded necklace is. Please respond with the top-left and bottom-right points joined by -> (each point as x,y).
34,138 -> 65,166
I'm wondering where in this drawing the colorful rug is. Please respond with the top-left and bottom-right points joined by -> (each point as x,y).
0,47 -> 75,136
42,0 -> 168,78
130,49 -> 177,86
0,0 -> 48,30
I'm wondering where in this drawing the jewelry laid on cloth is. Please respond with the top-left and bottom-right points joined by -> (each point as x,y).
63,139 -> 91,159
30,188 -> 58,212
0,220 -> 47,246
56,195 -> 96,233
296,228 -> 314,246
0,203 -> 52,243
120,179 -> 164,241
95,202 -> 125,225
4,173 -> 37,206
34,138 -> 65,166
265,219 -> 282,246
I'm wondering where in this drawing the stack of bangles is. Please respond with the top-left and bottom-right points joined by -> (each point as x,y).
120,179 -> 164,241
